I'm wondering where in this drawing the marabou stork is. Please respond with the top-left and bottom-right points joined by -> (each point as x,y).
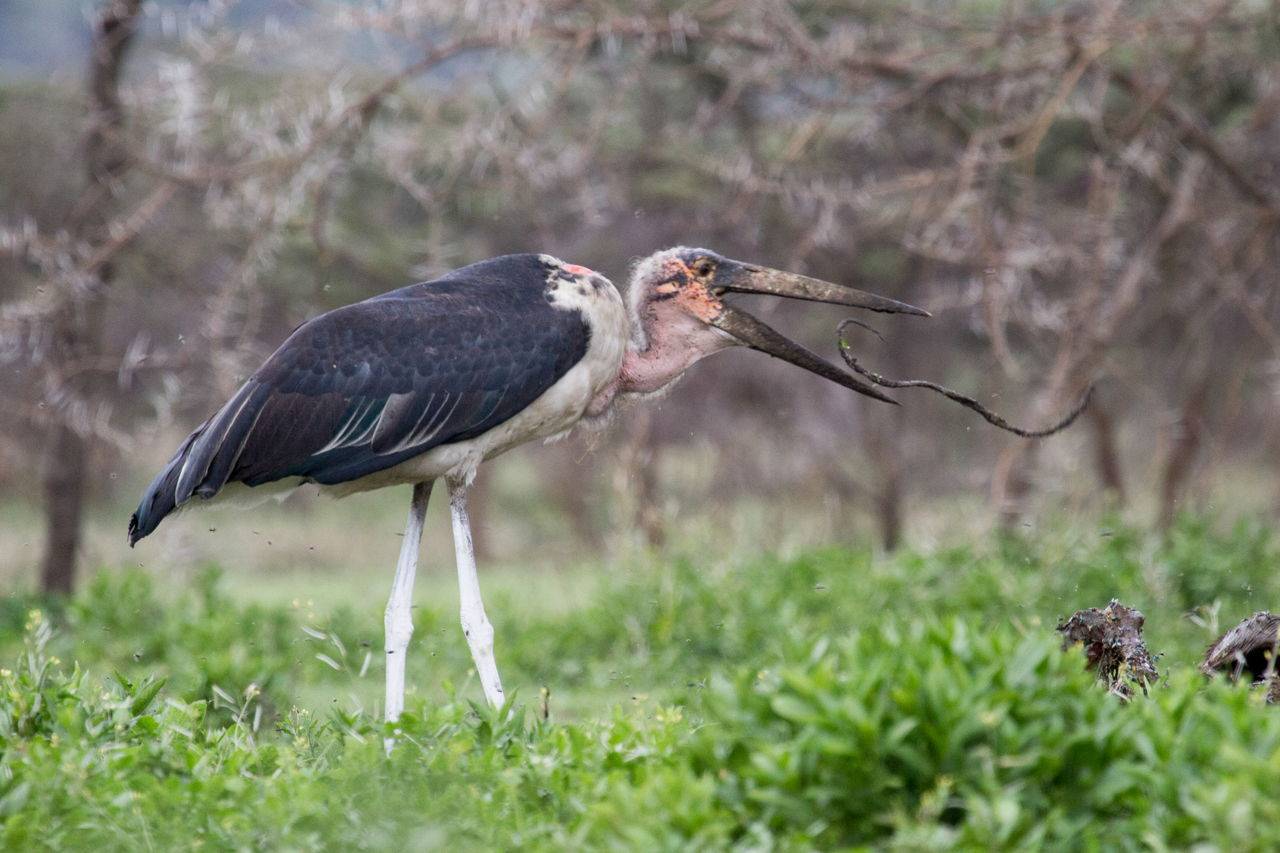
128,248 -> 927,731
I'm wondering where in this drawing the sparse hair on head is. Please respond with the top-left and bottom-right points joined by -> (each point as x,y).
627,246 -> 708,348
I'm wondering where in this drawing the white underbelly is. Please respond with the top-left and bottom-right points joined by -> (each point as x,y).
341,361 -> 597,492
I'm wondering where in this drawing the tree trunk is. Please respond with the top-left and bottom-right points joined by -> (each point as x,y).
876,460 -> 903,551
1158,377 -> 1211,530
39,0 -> 142,594
1087,399 -> 1126,505
868,410 -> 904,551
39,425 -> 90,594
992,441 -> 1038,531
541,445 -> 605,550
615,408 -> 665,549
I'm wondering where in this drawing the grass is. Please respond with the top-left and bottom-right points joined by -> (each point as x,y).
3,514 -> 1280,849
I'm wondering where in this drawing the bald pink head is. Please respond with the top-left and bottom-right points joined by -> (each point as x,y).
607,246 -> 929,406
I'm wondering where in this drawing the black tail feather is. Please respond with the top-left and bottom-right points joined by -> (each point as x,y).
128,428 -> 201,546
128,380 -> 269,546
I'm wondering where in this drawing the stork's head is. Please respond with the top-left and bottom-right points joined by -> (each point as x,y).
621,247 -> 928,402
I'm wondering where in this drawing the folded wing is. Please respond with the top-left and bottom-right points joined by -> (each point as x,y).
129,255 -> 590,544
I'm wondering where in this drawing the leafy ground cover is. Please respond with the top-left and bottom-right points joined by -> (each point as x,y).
2,515 -> 1279,849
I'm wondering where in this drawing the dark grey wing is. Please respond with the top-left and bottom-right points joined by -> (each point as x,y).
129,254 -> 590,544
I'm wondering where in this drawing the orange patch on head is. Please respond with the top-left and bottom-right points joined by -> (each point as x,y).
564,263 -> 594,276
680,282 -> 724,322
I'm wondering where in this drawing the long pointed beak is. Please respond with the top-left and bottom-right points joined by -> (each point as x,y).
718,265 -> 930,317
703,260 -> 926,403
710,305 -> 898,404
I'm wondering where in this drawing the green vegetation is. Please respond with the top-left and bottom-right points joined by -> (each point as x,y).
3,516 -> 1280,849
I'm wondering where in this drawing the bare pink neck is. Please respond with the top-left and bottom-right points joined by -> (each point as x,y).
621,318 -> 735,393
588,313 -> 735,418
589,333 -> 728,417
619,346 -> 689,394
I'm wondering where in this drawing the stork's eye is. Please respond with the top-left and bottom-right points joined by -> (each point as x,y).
691,258 -> 716,278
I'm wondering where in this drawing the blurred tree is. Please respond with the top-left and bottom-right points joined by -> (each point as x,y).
39,0 -> 147,593
2,0 -> 1280,587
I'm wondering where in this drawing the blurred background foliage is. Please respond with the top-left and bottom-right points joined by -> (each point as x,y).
1,0 -> 1279,592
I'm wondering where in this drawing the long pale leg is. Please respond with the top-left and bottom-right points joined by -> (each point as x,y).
384,481 -> 432,749
447,477 -> 506,707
